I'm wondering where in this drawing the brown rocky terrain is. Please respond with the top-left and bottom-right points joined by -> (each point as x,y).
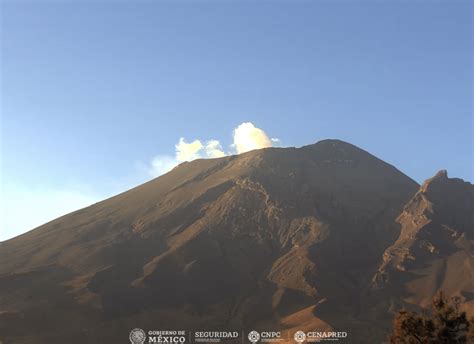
371,169 -> 474,323
0,139 -> 472,343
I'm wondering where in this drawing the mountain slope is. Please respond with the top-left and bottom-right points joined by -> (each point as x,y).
3,139 -> 467,344
372,170 -> 474,314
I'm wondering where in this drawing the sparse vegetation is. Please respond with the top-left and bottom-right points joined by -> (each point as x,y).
390,292 -> 474,344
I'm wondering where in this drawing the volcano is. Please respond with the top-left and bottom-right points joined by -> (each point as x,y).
0,140 -> 472,343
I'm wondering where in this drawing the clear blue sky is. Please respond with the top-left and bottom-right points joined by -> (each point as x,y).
1,1 -> 472,240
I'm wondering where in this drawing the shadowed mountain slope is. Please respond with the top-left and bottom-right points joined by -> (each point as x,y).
1,140 -> 471,343
372,170 -> 474,315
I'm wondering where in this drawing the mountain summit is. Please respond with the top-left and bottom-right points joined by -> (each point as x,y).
0,140 -> 472,344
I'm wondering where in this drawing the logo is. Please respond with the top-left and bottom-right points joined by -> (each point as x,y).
305,331 -> 348,342
194,331 -> 239,343
130,328 -> 146,344
294,331 -> 306,343
149,330 -> 186,343
248,331 -> 260,343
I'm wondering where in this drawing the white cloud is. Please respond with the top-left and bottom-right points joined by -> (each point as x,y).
175,138 -> 203,162
0,184 -> 101,241
232,122 -> 273,154
147,138 -> 208,177
271,137 -> 281,144
205,140 -> 226,158
145,121 -> 278,178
